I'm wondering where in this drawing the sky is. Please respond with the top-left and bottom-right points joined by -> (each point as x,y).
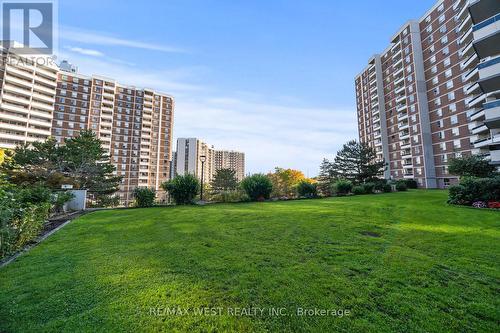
53,0 -> 437,176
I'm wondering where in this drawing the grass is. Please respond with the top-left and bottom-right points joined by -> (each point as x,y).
0,190 -> 499,332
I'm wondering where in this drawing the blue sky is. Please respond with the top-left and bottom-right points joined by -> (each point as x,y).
55,0 -> 436,176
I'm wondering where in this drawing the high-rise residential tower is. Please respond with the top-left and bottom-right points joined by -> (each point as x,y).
174,138 -> 215,183
214,150 -> 245,181
0,43 -> 58,149
355,0 -> 500,188
52,69 -> 174,205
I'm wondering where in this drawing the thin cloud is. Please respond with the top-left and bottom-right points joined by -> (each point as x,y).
65,46 -> 104,57
60,26 -> 187,53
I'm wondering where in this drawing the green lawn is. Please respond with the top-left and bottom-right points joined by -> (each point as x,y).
0,190 -> 499,332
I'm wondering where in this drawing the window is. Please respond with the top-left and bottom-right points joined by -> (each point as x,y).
445,68 -> 452,77
444,58 -> 451,67
442,46 -> 449,55
453,139 -> 461,149
448,92 -> 455,101
431,65 -> 438,74
449,103 -> 456,112
452,127 -> 460,136
430,55 -> 437,63
439,14 -> 445,23
440,25 -> 447,34
446,80 -> 454,89
451,115 -> 458,124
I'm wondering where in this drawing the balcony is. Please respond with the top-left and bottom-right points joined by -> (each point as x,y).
395,84 -> 405,94
399,121 -> 409,130
462,52 -> 479,71
401,150 -> 412,159
397,103 -> 407,112
463,67 -> 479,83
477,57 -> 500,93
399,131 -> 410,140
484,100 -> 500,127
472,14 -> 500,58
471,123 -> 489,134
460,39 -> 476,58
491,148 -> 500,165
473,136 -> 492,148
467,92 -> 486,108
400,140 -> 411,149
459,25 -> 474,45
468,0 -> 500,25
470,108 -> 486,121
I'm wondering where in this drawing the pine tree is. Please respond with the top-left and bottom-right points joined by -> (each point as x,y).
330,140 -> 385,184
317,158 -> 334,196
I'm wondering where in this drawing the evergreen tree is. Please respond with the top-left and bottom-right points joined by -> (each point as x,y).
330,140 -> 385,184
211,168 -> 239,192
317,158 -> 335,196
1,130 -> 121,196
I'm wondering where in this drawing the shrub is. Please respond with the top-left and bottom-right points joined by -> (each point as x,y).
404,179 -> 418,189
211,190 -> 250,203
352,186 -> 365,195
382,184 -> 392,193
373,179 -> 388,192
0,183 -> 51,259
162,174 -> 200,205
240,174 -> 273,201
296,180 -> 318,198
133,187 -> 156,208
362,182 -> 375,194
332,179 -> 353,196
448,155 -> 497,178
448,176 -> 500,206
395,181 -> 408,192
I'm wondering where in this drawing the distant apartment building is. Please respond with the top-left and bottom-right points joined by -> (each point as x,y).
173,138 -> 246,182
214,149 -> 245,181
355,0 -> 500,188
52,68 -> 174,205
174,138 -> 215,183
0,43 -> 58,149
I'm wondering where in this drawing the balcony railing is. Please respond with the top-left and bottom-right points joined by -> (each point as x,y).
473,13 -> 500,32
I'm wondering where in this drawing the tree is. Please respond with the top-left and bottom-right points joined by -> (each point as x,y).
317,158 -> 335,196
295,180 -> 318,198
133,187 -> 156,208
267,167 -> 305,198
162,174 -> 199,205
240,174 -> 273,201
330,140 -> 385,184
1,131 -> 121,195
448,155 -> 496,178
211,168 -> 238,192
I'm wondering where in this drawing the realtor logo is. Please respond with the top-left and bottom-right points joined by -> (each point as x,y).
1,1 -> 56,54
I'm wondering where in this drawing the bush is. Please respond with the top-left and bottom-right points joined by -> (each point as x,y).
0,183 -> 51,259
403,179 -> 418,189
295,180 -> 317,198
133,187 -> 156,208
352,186 -> 365,195
332,179 -> 353,196
395,181 -> 408,192
448,176 -> 500,206
162,174 -> 200,205
240,174 -> 273,201
382,184 -> 392,193
362,182 -> 375,194
210,190 -> 250,203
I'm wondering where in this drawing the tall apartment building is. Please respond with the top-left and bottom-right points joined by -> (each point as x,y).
174,138 -> 215,183
52,69 -> 174,205
214,150 -> 245,181
0,43 -> 58,149
355,0 -> 500,188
